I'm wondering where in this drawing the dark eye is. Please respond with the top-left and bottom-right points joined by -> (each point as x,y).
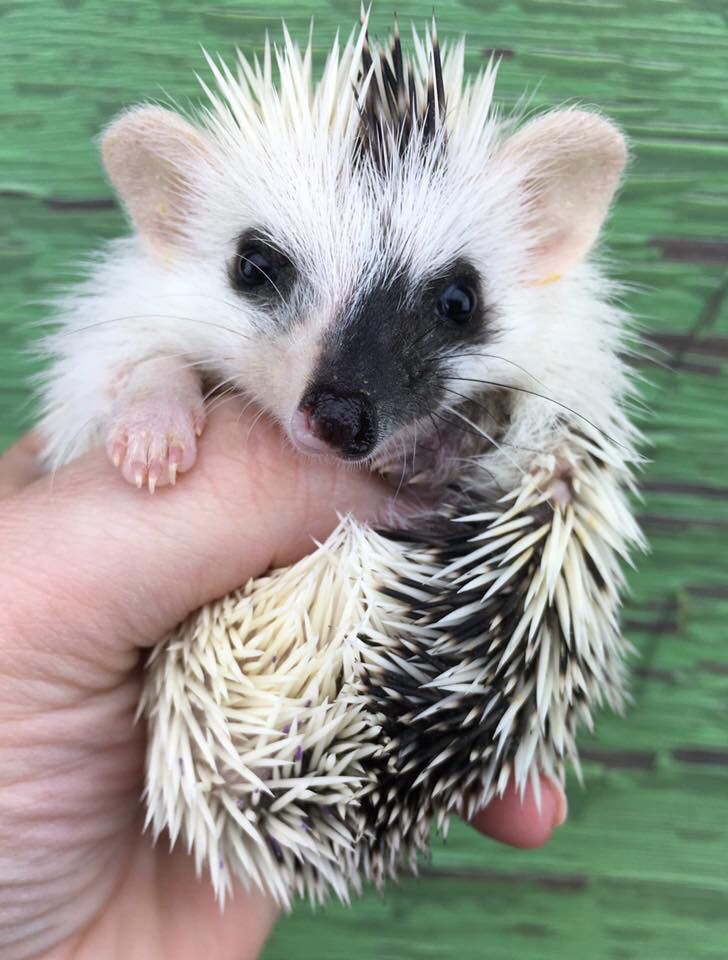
230,233 -> 295,300
436,280 -> 477,324
236,248 -> 275,289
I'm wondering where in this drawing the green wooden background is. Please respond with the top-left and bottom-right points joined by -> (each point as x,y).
2,1 -> 727,957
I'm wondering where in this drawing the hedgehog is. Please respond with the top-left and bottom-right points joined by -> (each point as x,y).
37,14 -> 644,907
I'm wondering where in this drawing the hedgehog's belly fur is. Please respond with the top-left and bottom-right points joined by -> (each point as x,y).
140,429 -> 642,905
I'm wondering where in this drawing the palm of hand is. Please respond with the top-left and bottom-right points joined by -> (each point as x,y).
1,583 -> 277,960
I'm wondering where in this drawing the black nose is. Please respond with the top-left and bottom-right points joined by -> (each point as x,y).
300,389 -> 377,458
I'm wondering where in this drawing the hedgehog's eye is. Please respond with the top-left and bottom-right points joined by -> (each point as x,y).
231,234 -> 294,300
234,246 -> 278,291
236,248 -> 276,289
436,280 -> 478,324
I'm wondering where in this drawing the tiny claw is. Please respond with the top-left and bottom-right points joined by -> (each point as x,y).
168,462 -> 177,485
133,465 -> 145,489
147,462 -> 164,494
192,409 -> 206,438
110,441 -> 125,469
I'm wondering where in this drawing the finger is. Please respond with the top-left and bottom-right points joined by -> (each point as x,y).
0,399 -> 390,650
468,777 -> 568,849
0,431 -> 43,497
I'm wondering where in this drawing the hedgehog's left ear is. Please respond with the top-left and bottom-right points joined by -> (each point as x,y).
501,110 -> 627,278
101,105 -> 211,258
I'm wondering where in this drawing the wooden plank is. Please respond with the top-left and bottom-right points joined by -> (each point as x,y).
1,2 -> 726,958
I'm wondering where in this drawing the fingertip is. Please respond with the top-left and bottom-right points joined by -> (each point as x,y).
468,777 -> 567,849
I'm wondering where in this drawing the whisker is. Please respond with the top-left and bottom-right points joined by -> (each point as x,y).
42,313 -> 256,346
425,413 -> 501,492
243,405 -> 269,443
228,394 -> 259,429
407,317 -> 443,353
443,350 -> 550,388
154,290 -> 263,314
203,371 -> 244,403
440,402 -> 526,478
430,410 -> 484,444
439,386 -> 542,456
411,420 -> 418,478
204,384 -> 245,419
440,374 -> 623,450
392,436 -> 408,502
243,232 -> 290,264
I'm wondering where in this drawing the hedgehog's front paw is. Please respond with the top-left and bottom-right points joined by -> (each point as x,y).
106,398 -> 205,493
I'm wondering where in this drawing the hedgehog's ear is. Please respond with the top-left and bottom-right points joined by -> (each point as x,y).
502,110 -> 627,278
101,105 -> 210,257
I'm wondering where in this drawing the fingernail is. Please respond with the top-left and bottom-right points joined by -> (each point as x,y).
547,780 -> 568,828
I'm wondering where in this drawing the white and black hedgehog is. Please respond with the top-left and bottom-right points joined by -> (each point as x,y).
38,14 -> 644,907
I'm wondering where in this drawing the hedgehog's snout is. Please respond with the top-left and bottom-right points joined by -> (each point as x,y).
292,388 -> 377,460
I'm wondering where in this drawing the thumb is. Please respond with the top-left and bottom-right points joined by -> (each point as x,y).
1,399 -> 390,650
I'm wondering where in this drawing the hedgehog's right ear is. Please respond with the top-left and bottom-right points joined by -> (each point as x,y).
500,110 -> 627,278
101,105 -> 210,258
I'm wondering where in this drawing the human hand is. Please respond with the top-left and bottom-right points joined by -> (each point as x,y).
0,401 -> 566,960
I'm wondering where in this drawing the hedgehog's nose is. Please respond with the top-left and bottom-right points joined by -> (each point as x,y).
292,389 -> 377,459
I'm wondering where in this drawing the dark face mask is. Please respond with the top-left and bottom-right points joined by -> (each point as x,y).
297,262 -> 489,461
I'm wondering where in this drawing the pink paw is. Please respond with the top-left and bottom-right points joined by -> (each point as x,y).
106,400 -> 205,493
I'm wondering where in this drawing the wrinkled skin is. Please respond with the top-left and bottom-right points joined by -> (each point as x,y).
0,401 -> 566,960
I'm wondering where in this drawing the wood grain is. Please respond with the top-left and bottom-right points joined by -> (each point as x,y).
1,1 -> 726,957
